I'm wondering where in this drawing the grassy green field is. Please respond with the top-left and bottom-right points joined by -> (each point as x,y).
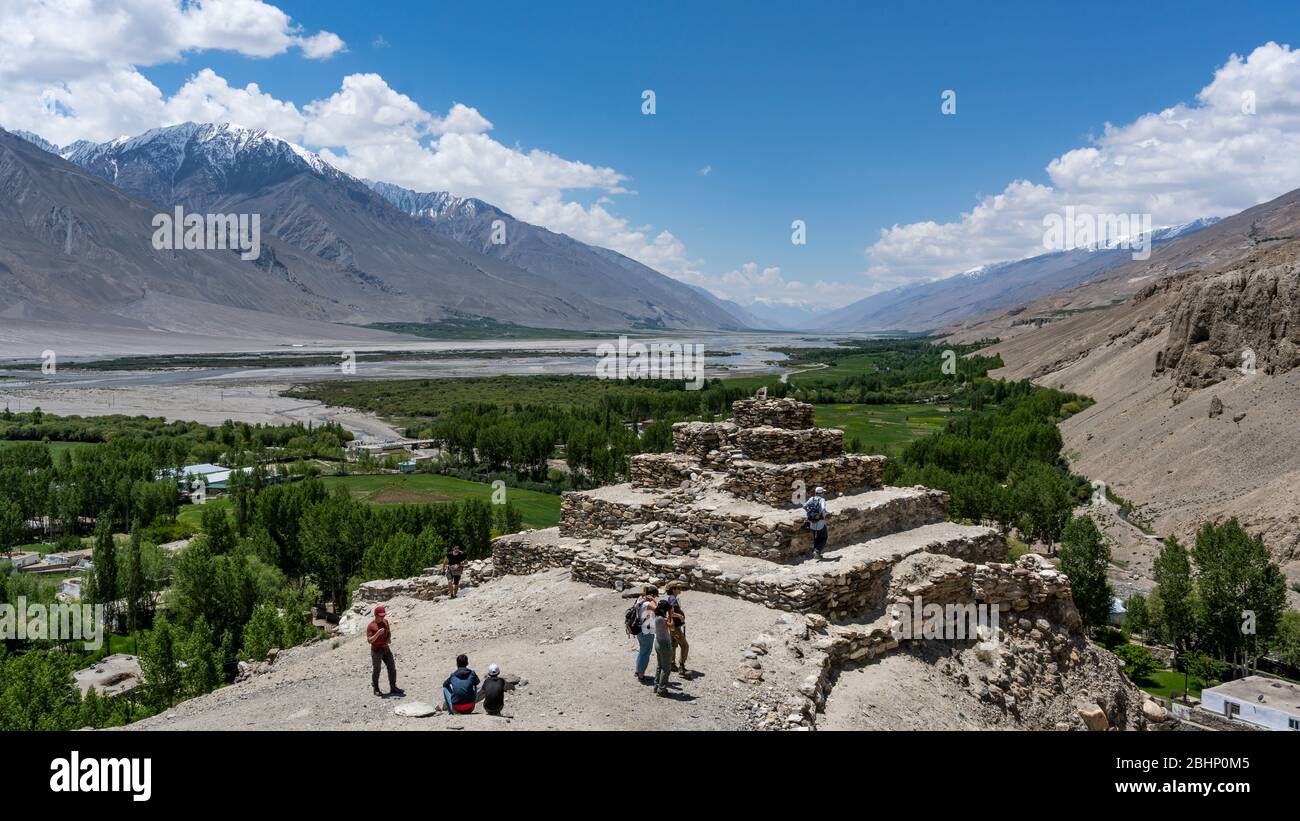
177,497 -> 230,529
0,440 -> 99,456
177,473 -> 562,530
1137,669 -> 1209,700
813,403 -> 953,459
321,474 -> 560,529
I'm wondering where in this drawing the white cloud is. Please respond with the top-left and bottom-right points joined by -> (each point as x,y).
0,1 -> 719,291
697,165 -> 711,176
674,262 -> 873,310
298,30 -> 346,60
867,41 -> 1300,287
0,0 -> 344,143
163,68 -> 307,137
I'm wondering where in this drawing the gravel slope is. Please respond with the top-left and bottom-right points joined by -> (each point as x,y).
126,569 -> 792,731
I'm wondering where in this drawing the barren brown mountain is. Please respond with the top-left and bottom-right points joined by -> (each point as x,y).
945,188 -> 1300,588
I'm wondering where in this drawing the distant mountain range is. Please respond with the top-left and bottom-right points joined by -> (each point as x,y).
1,123 -> 751,335
0,120 -> 1230,343
815,220 -> 1219,332
367,179 -> 758,330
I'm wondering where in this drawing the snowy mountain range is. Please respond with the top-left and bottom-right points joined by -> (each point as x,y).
2,123 -> 750,333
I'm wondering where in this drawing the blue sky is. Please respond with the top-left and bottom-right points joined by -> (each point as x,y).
5,1 -> 1300,313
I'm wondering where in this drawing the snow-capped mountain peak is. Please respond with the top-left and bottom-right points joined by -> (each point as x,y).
48,122 -> 337,188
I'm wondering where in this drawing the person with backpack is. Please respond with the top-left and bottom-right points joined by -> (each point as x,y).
803,486 -> 829,560
444,544 -> 467,598
366,606 -> 404,697
665,581 -> 690,678
623,586 -> 658,683
652,599 -> 674,697
481,663 -> 506,716
442,653 -> 480,714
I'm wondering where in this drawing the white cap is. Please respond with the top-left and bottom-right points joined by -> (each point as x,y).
487,663 -> 500,676
814,486 -> 825,494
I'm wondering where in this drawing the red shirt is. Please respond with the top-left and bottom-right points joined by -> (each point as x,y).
367,620 -> 390,651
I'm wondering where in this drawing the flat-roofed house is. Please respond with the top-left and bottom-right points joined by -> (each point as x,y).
1200,676 -> 1300,731
1,551 -> 40,569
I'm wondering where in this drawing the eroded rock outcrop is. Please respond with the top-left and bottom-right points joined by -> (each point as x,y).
1157,257 -> 1300,398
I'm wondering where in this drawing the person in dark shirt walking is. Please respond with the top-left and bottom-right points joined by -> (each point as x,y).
481,663 -> 506,716
366,606 -> 404,697
442,653 -> 480,714
444,544 -> 467,598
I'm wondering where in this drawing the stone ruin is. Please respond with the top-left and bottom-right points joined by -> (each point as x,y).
359,394 -> 1157,730
496,396 -> 1010,618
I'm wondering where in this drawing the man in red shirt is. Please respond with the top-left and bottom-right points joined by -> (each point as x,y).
366,606 -> 403,697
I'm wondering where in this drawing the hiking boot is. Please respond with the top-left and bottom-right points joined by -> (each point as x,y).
373,688 -> 384,697
391,687 -> 405,697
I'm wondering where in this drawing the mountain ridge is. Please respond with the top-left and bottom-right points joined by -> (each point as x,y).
6,123 -> 753,333
817,220 -> 1219,333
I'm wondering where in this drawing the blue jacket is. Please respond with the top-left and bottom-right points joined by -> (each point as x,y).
442,667 -> 480,705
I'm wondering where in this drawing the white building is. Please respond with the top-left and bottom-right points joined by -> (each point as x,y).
1200,676 -> 1300,731
60,577 -> 83,600
1,551 -> 40,569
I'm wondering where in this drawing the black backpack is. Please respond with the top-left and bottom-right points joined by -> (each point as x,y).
624,602 -> 642,636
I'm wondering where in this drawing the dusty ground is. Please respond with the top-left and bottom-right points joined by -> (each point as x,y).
0,315 -> 411,359
821,652 -> 996,731
0,382 -> 403,442
127,568 -> 799,731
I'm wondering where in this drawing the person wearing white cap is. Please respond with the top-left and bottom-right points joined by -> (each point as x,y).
803,486 -> 829,560
481,663 -> 506,716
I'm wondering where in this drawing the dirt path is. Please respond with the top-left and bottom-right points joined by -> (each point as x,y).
126,569 -> 790,731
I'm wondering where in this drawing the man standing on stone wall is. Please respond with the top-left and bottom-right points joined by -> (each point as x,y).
804,486 -> 828,560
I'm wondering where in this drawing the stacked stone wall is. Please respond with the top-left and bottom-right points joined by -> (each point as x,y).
734,426 -> 842,463
629,452 -> 700,489
723,454 -> 884,504
732,397 -> 815,429
560,488 -> 951,561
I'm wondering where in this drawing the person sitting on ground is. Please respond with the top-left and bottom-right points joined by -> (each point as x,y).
653,599 -> 674,697
803,486 -> 829,560
481,663 -> 507,716
444,544 -> 467,598
366,606 -> 404,697
665,582 -> 691,677
442,653 -> 480,715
